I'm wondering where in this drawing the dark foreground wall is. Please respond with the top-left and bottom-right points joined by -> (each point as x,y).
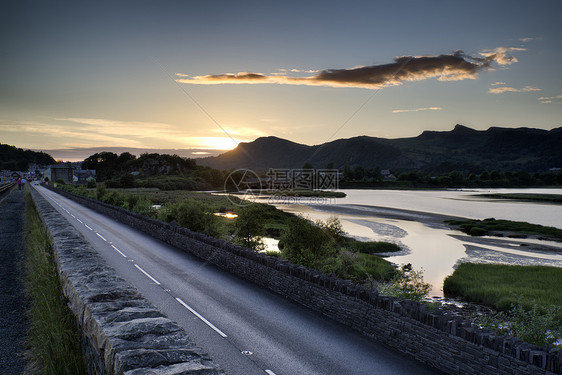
43,186 -> 562,375
30,187 -> 225,374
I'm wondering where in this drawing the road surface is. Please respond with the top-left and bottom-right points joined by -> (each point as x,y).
34,185 -> 442,375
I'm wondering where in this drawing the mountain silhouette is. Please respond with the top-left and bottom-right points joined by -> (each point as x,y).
198,125 -> 562,173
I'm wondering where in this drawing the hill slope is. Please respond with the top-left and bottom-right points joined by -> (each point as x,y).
198,125 -> 562,173
0,143 -> 56,170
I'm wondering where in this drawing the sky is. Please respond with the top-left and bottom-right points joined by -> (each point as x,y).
1,0 -> 561,161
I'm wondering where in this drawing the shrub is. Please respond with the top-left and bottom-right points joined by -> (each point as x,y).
101,191 -> 125,207
317,216 -> 346,240
280,217 -> 335,268
96,183 -> 107,200
86,176 -> 96,188
131,196 -> 155,217
472,301 -> 562,347
233,204 -> 267,250
378,263 -> 431,301
174,199 -> 219,236
124,194 -> 140,210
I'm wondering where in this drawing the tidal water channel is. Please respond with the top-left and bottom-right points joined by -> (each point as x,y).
257,188 -> 562,297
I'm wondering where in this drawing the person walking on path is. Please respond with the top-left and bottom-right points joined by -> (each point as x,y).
17,177 -> 22,190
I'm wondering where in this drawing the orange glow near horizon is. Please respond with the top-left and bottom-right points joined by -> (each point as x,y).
193,137 -> 241,151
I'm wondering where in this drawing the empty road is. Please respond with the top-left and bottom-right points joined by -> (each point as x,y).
34,185 -> 442,375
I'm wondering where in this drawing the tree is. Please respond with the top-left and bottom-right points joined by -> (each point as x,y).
353,166 -> 366,181
448,170 -> 464,186
82,152 -> 119,181
371,166 -> 382,182
343,165 -> 352,181
234,204 -> 267,250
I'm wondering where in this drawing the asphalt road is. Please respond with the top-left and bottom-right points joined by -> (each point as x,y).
35,185 -> 442,375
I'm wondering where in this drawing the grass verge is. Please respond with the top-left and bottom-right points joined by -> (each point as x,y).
24,190 -> 87,374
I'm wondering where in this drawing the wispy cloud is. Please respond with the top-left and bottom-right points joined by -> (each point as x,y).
488,85 -> 542,94
491,81 -> 506,86
537,95 -> 562,104
518,37 -> 534,43
177,47 -> 524,90
479,47 -> 526,66
392,107 -> 443,113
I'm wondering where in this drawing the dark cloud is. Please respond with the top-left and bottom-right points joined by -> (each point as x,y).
177,47 -> 522,89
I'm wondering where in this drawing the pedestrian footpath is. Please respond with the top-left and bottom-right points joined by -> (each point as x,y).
0,189 -> 28,374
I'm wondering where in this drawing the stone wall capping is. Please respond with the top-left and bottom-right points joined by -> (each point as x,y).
41,186 -> 562,375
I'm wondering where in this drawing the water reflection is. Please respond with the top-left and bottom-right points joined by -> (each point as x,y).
266,189 -> 562,297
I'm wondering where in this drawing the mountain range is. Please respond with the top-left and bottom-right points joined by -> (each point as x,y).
198,125 -> 562,174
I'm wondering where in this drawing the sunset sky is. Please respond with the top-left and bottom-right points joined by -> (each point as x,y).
1,0 -> 561,161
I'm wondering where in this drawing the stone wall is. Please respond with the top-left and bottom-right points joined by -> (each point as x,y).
44,186 -> 562,375
30,187 -> 225,375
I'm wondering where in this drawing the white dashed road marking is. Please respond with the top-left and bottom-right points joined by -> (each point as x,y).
175,297 -> 228,338
111,244 -> 128,258
134,264 -> 161,285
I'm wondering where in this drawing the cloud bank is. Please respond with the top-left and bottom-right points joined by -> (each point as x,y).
177,47 -> 524,90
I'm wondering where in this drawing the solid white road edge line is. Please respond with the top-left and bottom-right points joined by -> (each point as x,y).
134,264 -> 161,285
175,297 -> 228,338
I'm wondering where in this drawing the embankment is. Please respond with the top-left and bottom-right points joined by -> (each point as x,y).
40,185 -> 562,375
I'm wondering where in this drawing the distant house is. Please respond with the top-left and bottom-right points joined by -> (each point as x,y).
381,169 -> 397,181
45,162 -> 73,184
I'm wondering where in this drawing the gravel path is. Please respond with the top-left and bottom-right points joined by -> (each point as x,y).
0,189 -> 29,374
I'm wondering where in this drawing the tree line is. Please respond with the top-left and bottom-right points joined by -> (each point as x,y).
340,165 -> 562,188
82,151 -> 226,190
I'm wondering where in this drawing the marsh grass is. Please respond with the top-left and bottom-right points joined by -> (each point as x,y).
444,263 -> 562,311
24,191 -> 87,374
444,263 -> 562,346
445,217 -> 562,240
